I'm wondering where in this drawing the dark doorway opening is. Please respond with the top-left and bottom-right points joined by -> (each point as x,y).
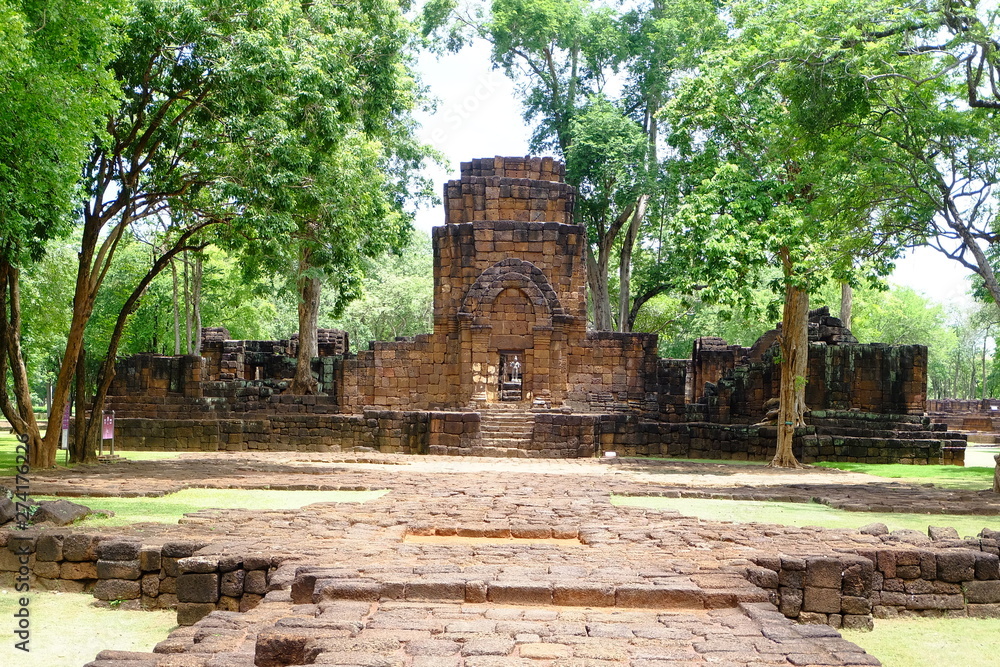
498,351 -> 524,401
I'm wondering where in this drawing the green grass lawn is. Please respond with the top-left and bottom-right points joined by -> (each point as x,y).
843,617 -> 1000,667
610,495 -> 1000,537
0,433 -> 181,475
35,487 -> 389,527
814,461 -> 995,490
0,590 -> 176,667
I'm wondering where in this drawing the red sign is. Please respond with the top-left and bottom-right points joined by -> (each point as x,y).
102,412 -> 115,439
62,401 -> 71,430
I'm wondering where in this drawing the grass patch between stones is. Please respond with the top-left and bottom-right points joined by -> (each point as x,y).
610,495 -> 1000,537
0,590 -> 176,667
35,488 -> 389,527
842,617 -> 1000,667
812,461 -> 995,490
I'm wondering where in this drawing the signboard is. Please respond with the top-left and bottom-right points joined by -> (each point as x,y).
102,412 -> 115,439
60,401 -> 70,450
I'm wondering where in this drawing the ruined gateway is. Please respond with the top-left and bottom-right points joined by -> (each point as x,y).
108,157 -> 965,464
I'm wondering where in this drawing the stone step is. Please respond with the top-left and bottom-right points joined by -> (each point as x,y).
299,571 -> 765,609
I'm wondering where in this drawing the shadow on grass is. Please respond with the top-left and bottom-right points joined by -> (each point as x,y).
0,434 -> 181,476
814,461 -> 994,490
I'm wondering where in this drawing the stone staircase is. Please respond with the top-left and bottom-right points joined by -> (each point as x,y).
477,408 -> 535,456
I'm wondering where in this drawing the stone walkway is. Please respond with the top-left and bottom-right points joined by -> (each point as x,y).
7,452 -> 1000,666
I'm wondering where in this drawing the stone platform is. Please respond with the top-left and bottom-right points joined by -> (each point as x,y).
3,453 -> 999,666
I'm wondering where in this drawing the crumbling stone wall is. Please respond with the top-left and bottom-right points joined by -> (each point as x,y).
0,533 -> 280,625
926,399 -> 1000,432
104,156 -> 953,464
750,533 -> 1000,629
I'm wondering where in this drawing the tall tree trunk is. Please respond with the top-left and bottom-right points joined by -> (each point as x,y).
192,253 -> 203,356
0,261 -> 43,465
839,282 -> 852,330
171,257 -> 181,355
290,248 -> 320,395
71,348 -> 94,463
618,195 -> 648,333
586,247 -> 613,331
183,252 -> 192,355
983,328 -> 990,399
772,251 -> 807,469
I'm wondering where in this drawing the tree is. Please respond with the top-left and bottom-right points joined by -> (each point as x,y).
711,1 -> 1000,315
0,0 -> 122,465
423,0 -> 721,330
332,230 -> 434,350
8,0 -> 433,467
665,0 -> 917,467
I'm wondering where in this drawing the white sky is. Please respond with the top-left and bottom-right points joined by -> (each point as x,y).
412,41 -> 979,310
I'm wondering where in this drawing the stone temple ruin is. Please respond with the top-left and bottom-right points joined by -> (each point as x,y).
108,156 -> 966,464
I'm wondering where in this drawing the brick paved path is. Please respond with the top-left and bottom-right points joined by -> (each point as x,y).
8,452 -> 998,666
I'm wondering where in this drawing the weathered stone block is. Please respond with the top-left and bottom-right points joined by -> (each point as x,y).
161,557 -> 180,578
97,540 -> 141,561
33,561 -> 60,578
405,580 -> 465,601
614,583 -> 702,609
139,548 -> 161,572
240,593 -> 263,612
141,573 -> 160,597
779,587 -> 803,617
93,578 -> 141,601
975,552 -> 1000,580
178,556 -> 218,574
841,614 -> 874,631
465,580 -> 487,603
244,569 -> 268,594
176,602 -> 216,626
552,582 -> 615,607
806,557 -> 842,589
97,560 -> 142,580
33,500 -> 91,526
62,534 -> 98,562
937,551 -> 977,583
61,561 -> 97,580
488,582 -> 553,606
803,586 -> 841,614
964,580 -> 1000,604
841,596 -> 873,615
161,541 -> 208,558
35,534 -> 63,562
968,603 -> 1000,618
221,569 -> 245,597
255,628 -> 311,666
176,573 -> 219,603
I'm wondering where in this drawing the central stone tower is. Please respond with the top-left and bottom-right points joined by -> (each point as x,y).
433,156 -> 588,406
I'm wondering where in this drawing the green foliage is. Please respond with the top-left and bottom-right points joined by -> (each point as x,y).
330,230 -> 434,350
0,0 -> 122,263
639,293 -> 774,359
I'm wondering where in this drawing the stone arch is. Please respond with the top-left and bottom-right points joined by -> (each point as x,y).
459,258 -> 564,322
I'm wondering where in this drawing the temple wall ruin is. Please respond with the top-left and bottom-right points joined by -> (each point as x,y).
106,156 -> 962,464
